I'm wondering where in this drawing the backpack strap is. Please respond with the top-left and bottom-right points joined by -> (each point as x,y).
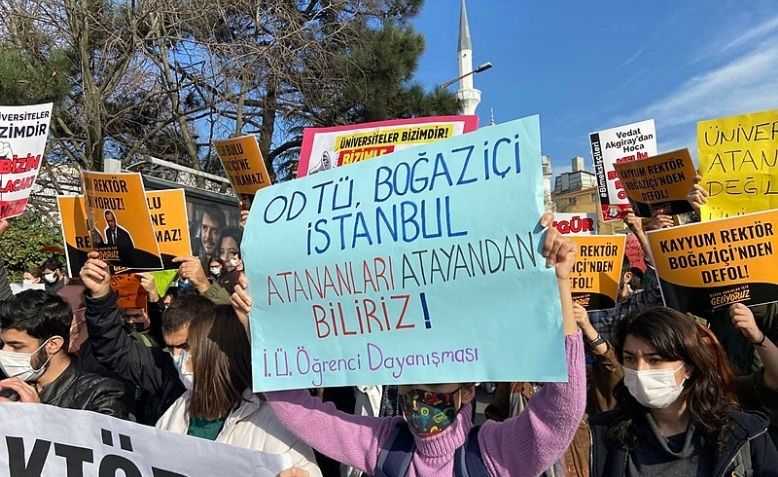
376,423 -> 491,477
454,425 -> 491,477
375,422 -> 415,477
731,439 -> 752,476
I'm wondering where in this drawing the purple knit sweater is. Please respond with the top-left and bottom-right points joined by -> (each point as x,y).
266,333 -> 586,477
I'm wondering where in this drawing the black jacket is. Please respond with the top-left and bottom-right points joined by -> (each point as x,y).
590,409 -> 778,476
85,292 -> 185,424
39,362 -> 128,419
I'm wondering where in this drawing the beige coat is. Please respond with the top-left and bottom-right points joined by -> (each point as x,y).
157,391 -> 321,476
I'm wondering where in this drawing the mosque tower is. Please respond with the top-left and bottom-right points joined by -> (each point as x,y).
457,0 -> 481,115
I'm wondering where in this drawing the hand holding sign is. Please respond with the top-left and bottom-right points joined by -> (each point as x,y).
231,273 -> 251,331
729,303 -> 765,345
80,251 -> 112,299
540,212 -> 577,279
687,175 -> 708,213
647,208 -> 673,231
139,272 -> 159,303
0,218 -> 9,235
173,256 -> 209,294
624,211 -> 644,235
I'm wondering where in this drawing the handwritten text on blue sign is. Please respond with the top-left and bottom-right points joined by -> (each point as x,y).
243,116 -> 566,391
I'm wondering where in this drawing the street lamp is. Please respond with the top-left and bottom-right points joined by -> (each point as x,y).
438,62 -> 493,89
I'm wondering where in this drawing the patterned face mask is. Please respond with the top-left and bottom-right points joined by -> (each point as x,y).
400,387 -> 461,437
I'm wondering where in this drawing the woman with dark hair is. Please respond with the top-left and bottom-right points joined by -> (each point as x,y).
207,257 -> 224,284
156,305 -> 321,475
216,228 -> 243,294
590,306 -> 778,476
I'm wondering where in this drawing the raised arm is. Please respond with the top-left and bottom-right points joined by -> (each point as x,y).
478,214 -> 586,477
264,390 -> 397,475
731,304 -> 778,391
81,252 -> 183,397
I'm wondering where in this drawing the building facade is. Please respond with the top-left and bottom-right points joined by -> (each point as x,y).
552,156 -> 624,234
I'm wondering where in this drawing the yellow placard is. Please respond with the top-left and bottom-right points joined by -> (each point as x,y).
82,171 -> 163,271
697,109 -> 778,221
569,235 -> 626,310
214,135 -> 272,204
146,189 -> 192,267
648,209 -> 778,314
614,149 -> 696,217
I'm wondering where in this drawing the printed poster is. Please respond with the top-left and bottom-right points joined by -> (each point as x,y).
111,274 -> 148,311
244,115 -> 566,391
569,235 -> 626,310
56,195 -> 91,277
697,109 -> 778,221
625,233 -> 647,272
590,119 -> 657,222
0,404 -> 288,476
82,171 -> 163,271
58,190 -> 190,276
614,148 -> 695,217
214,135 -> 272,208
647,209 -> 778,315
0,103 -> 53,219
296,115 -> 479,177
553,212 -> 597,235
146,189 -> 193,268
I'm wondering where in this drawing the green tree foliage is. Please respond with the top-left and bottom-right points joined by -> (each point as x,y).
0,213 -> 64,281
0,48 -> 71,106
0,0 -> 458,181
321,23 -> 459,124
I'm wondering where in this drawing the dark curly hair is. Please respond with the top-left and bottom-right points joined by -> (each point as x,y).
0,290 -> 72,350
608,306 -> 738,448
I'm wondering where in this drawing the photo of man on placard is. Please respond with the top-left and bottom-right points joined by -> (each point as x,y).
103,210 -> 135,264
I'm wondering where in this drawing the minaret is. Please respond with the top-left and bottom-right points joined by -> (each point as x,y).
457,0 -> 481,115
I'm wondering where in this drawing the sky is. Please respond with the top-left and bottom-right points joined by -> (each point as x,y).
412,0 -> 778,175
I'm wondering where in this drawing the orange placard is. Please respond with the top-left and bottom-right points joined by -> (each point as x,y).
110,274 -> 148,311
82,171 -> 163,271
648,209 -> 778,314
614,148 -> 695,217
214,135 -> 272,207
569,235 -> 626,310
146,189 -> 192,268
57,195 -> 91,277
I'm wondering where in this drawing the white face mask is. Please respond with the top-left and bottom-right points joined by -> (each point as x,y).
43,273 -> 58,284
22,279 -> 34,286
623,364 -> 687,409
173,349 -> 193,391
0,339 -> 54,382
209,267 -> 221,276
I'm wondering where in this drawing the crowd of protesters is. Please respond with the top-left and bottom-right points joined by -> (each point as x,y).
0,178 -> 777,477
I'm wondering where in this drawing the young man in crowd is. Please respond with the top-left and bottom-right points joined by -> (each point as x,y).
40,256 -> 67,294
0,290 -> 128,418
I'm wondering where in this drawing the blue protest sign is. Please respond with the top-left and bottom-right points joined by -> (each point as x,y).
243,115 -> 566,391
